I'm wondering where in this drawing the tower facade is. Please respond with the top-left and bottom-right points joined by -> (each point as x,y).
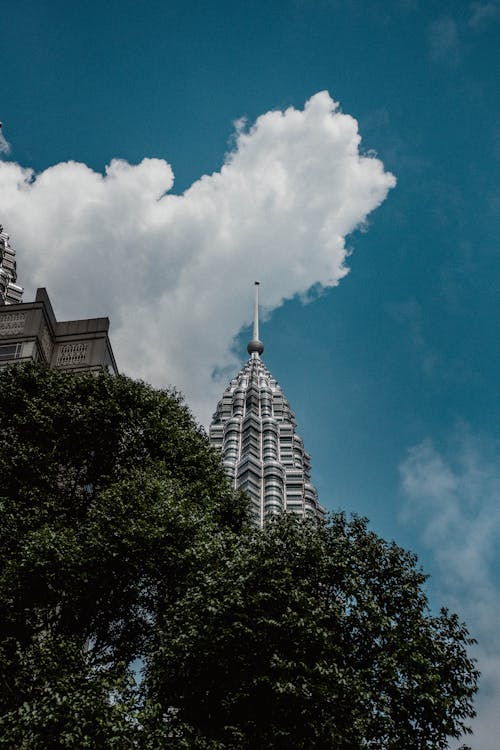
209,283 -> 325,526
0,227 -> 117,373
0,226 -> 24,305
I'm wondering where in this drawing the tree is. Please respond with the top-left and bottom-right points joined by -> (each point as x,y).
0,363 -> 478,749
0,362 -> 247,748
146,514 -> 478,750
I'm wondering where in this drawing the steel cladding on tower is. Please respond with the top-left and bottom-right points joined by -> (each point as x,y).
209,282 -> 325,526
0,226 -> 24,305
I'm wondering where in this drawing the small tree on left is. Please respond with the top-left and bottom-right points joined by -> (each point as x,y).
0,362 -> 248,749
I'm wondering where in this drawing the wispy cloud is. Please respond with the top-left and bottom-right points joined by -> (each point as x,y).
0,127 -> 11,156
428,3 -> 499,65
0,92 -> 395,424
389,298 -> 439,376
428,16 -> 460,65
400,428 -> 500,749
468,0 -> 500,29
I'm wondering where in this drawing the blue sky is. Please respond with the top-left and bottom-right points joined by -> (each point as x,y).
1,1 -> 499,745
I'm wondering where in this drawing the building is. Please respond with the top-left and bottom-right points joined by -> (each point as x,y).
209,282 -> 325,526
0,226 -> 23,305
0,227 -> 117,373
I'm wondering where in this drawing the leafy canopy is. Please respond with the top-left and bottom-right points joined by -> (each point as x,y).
146,513 -> 478,750
0,363 -> 478,749
0,362 -> 247,747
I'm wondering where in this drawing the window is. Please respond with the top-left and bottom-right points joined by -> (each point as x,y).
0,342 -> 22,361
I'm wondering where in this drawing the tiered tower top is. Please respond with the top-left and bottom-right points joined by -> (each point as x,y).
0,226 -> 23,305
0,227 -> 117,373
209,282 -> 325,526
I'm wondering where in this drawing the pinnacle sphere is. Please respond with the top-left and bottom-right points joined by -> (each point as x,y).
247,338 -> 264,355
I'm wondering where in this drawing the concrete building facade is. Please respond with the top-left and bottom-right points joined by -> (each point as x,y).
0,228 -> 117,373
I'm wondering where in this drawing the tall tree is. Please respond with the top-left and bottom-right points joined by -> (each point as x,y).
0,363 -> 478,749
0,362 -> 247,748
146,514 -> 478,750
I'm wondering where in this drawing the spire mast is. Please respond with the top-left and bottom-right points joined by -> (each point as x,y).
253,281 -> 260,342
247,281 -> 264,357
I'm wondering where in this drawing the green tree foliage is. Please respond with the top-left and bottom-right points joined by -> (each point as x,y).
0,363 -> 478,749
0,363 -> 247,748
146,514 -> 478,750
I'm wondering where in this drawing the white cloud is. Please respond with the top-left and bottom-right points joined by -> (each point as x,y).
400,429 -> 500,750
0,128 -> 11,155
427,4 -> 498,66
389,298 -> 439,376
0,92 -> 395,423
468,1 -> 500,29
428,16 -> 460,64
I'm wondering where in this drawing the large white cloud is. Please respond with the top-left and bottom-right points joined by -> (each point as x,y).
0,91 -> 395,423
400,430 -> 500,750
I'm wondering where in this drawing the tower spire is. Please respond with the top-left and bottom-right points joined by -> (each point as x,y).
210,281 -> 325,526
247,281 -> 264,356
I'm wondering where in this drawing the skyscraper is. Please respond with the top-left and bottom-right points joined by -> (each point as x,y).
0,226 -> 23,305
0,227 -> 117,373
209,282 -> 325,526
